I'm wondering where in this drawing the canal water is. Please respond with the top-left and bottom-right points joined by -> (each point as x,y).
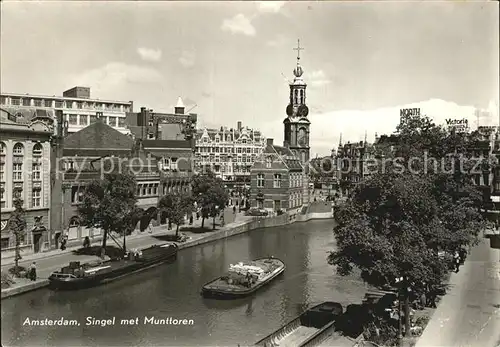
1,219 -> 369,347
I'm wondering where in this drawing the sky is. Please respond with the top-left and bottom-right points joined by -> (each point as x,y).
1,1 -> 498,156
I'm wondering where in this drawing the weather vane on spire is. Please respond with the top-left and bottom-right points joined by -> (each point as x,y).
293,39 -> 304,61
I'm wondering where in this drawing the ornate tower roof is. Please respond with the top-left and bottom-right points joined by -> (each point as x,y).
176,96 -> 185,108
292,39 -> 306,86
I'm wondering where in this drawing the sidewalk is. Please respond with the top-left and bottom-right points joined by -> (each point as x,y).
416,238 -> 500,347
1,212 -> 252,299
1,210 -> 238,266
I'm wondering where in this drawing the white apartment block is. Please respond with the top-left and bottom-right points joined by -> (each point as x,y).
0,86 -> 133,134
195,121 -> 266,185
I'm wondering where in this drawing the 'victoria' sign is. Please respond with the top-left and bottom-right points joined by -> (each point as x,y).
445,118 -> 469,132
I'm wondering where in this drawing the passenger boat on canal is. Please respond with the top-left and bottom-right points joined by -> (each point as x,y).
201,257 -> 285,299
48,243 -> 178,290
255,301 -> 345,347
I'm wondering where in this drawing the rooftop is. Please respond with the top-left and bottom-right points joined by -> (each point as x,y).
2,92 -> 132,105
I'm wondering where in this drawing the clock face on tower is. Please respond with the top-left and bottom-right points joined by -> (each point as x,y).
298,105 -> 309,117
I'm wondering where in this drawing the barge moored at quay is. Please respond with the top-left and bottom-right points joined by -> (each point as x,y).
48,243 -> 178,290
255,302 -> 347,347
201,257 -> 285,299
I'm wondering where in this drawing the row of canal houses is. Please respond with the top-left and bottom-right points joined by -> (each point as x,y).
0,99 -> 197,257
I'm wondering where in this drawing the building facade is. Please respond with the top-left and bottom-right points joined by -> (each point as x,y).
126,97 -> 197,143
1,86 -> 133,135
250,139 -> 305,214
0,109 -> 53,256
126,98 -> 196,195
194,121 -> 266,187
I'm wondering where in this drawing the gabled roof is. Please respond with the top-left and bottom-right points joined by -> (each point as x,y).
64,120 -> 134,151
273,145 -> 293,156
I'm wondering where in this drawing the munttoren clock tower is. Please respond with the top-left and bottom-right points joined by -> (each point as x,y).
284,39 -> 311,169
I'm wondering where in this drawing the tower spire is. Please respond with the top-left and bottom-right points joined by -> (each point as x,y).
293,39 -> 304,62
292,39 -> 304,78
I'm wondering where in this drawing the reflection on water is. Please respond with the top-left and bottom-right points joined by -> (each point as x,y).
1,219 -> 369,346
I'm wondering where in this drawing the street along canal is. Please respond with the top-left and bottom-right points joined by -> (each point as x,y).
1,219 -> 369,347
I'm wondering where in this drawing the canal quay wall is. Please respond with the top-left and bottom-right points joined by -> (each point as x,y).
1,210 -> 333,299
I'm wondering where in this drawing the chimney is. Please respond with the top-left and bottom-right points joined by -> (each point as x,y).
175,96 -> 185,115
267,138 -> 274,146
55,110 -> 64,138
237,121 -> 242,131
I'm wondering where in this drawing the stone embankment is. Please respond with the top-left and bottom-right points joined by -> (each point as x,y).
2,208 -> 334,299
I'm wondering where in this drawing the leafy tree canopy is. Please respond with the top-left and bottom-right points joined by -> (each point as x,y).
78,173 -> 138,236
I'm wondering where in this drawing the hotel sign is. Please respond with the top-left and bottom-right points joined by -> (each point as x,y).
445,118 -> 469,133
400,108 -> 421,117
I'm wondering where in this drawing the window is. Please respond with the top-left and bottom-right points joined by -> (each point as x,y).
11,98 -> 20,106
215,137 -> 220,143
34,99 -> 42,107
32,162 -> 41,181
89,115 -> 97,124
242,139 -> 247,144
266,157 -> 272,168
0,142 -> 4,155
118,117 -> 126,127
0,97 -> 6,105
13,143 -> 24,155
108,116 -> 117,127
257,174 -> 265,188
22,98 -> 31,106
44,100 -> 53,107
80,115 -> 89,125
0,184 -> 5,205
147,133 -> 155,139
69,114 -> 78,125
13,163 -> 23,181
1,237 -> 9,250
237,148 -> 242,154
76,102 -> 82,109
55,101 -> 63,108
69,216 -> 79,228
65,100 -> 73,108
273,174 -> 281,188
0,163 -> 4,182
32,189 -> 41,207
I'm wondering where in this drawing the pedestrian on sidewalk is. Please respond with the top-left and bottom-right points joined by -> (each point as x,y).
83,236 -> 90,249
29,262 -> 37,281
189,215 -> 193,225
233,206 -> 236,214
426,284 -> 437,308
453,250 -> 460,272
60,236 -> 67,251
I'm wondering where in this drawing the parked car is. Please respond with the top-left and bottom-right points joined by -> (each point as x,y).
246,208 -> 269,216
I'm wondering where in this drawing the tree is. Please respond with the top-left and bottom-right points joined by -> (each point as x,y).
330,113 -> 487,342
191,171 -> 228,229
158,192 -> 194,238
7,199 -> 27,273
78,173 -> 137,257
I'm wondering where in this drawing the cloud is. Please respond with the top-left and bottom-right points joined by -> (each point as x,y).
255,1 -> 286,13
221,14 -> 256,36
306,70 -> 331,87
307,99 -> 485,156
179,49 -> 196,68
266,34 -> 289,47
137,47 -> 162,62
69,62 -> 162,99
